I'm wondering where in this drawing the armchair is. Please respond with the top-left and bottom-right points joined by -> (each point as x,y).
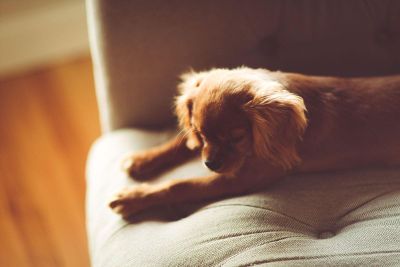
86,1 -> 400,266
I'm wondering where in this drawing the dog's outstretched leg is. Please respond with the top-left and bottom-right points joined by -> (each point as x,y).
110,164 -> 283,218
122,134 -> 198,180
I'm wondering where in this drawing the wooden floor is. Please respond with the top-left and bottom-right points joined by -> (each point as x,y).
0,57 -> 100,267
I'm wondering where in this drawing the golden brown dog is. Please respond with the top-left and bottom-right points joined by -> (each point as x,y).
109,67 -> 400,218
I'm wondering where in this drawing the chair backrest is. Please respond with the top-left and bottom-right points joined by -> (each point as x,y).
87,0 -> 400,132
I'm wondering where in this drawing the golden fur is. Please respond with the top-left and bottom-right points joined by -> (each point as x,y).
110,67 -> 400,218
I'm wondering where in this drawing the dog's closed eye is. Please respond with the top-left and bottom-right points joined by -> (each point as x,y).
230,129 -> 246,142
232,128 -> 246,137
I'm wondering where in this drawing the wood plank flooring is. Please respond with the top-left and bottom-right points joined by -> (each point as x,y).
0,57 -> 99,267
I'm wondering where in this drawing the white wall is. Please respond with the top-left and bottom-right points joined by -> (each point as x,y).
0,0 -> 89,77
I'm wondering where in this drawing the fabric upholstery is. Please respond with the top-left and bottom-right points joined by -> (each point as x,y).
85,1 -> 400,266
86,129 -> 400,266
87,0 -> 400,132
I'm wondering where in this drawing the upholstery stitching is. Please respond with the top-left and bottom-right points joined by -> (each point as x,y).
338,214 -> 400,232
220,235 -> 307,266
200,203 -> 315,229
97,203 -> 314,259
191,230 -> 305,245
336,189 -> 400,222
234,250 -> 400,267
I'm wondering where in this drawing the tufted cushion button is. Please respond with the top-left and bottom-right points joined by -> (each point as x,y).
318,231 -> 335,239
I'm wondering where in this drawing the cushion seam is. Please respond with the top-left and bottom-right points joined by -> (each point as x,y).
233,250 -> 400,267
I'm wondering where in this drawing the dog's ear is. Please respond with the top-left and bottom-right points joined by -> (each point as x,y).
243,87 -> 307,170
175,95 -> 202,150
175,71 -> 203,150
177,69 -> 206,94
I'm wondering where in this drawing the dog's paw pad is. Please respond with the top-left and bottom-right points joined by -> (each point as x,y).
120,154 -> 155,179
109,185 -> 152,217
121,156 -> 135,173
109,196 -> 140,218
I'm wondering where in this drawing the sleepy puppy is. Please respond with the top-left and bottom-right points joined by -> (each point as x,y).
110,67 -> 400,218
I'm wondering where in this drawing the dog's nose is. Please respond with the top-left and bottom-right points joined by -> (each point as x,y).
204,160 -> 222,171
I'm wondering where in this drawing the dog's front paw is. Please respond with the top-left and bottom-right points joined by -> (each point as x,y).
121,153 -> 156,180
109,184 -> 152,218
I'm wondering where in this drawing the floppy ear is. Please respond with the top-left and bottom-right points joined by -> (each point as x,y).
174,71 -> 203,150
177,69 -> 207,94
243,88 -> 307,170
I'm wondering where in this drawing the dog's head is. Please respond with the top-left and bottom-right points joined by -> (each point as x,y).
175,67 -> 307,174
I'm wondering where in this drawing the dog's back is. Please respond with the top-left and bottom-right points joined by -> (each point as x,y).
283,73 -> 400,171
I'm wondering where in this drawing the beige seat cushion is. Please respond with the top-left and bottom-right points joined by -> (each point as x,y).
86,129 -> 400,266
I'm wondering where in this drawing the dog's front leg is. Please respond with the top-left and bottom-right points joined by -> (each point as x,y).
110,166 -> 283,218
122,134 -> 198,180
